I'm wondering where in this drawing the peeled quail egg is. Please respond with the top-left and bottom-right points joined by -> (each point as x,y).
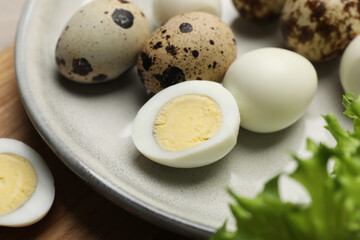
0,138 -> 55,227
223,48 -> 317,133
132,81 -> 240,168
55,0 -> 150,83
152,0 -> 222,26
232,0 -> 286,21
137,11 -> 237,93
280,0 -> 360,62
340,35 -> 360,97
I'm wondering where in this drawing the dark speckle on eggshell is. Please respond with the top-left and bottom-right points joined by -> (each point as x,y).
306,1 -> 326,21
154,66 -> 185,89
153,41 -> 163,50
210,40 -> 214,45
345,2 -> 355,11
72,58 -> 93,76
179,23 -> 193,33
56,57 -> 66,66
281,14 -> 294,41
119,0 -> 129,3
314,21 -> 337,40
141,52 -> 153,71
166,44 -> 177,55
347,25 -> 352,33
282,14 -> 314,43
213,61 -> 217,69
92,74 -> 108,81
299,26 -> 314,43
192,50 -> 199,58
112,9 -> 134,29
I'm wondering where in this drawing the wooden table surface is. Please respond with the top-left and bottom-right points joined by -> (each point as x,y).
0,0 -> 25,51
0,46 -> 194,239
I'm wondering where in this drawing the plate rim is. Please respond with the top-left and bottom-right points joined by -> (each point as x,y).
14,0 -> 215,238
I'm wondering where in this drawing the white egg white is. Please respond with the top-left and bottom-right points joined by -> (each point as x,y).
340,35 -> 360,98
132,81 -> 240,168
223,48 -> 317,133
152,0 -> 222,26
0,138 -> 55,227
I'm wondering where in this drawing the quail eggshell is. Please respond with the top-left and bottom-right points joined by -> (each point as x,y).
137,11 -> 237,93
55,0 -> 150,83
280,0 -> 360,62
152,0 -> 221,26
232,0 -> 286,21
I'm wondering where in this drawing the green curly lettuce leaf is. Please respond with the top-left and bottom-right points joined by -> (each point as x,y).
212,94 -> 360,240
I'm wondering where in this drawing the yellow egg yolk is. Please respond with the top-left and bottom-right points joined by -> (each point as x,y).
153,94 -> 222,152
0,153 -> 38,216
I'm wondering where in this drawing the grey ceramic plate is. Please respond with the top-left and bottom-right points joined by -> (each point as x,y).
15,0 -> 350,238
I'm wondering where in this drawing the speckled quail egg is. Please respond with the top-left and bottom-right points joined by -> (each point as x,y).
137,11 -> 237,93
153,0 -> 222,26
340,35 -> 360,97
232,0 -> 286,21
280,0 -> 360,62
223,48 -> 317,133
132,81 -> 240,168
55,0 -> 150,83
0,138 -> 55,227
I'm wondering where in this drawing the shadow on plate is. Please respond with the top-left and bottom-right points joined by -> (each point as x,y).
55,67 -> 142,97
230,16 -> 280,39
133,152 -> 231,187
237,117 -> 305,151
55,66 -> 153,109
314,56 -> 341,81
132,120 -> 306,187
